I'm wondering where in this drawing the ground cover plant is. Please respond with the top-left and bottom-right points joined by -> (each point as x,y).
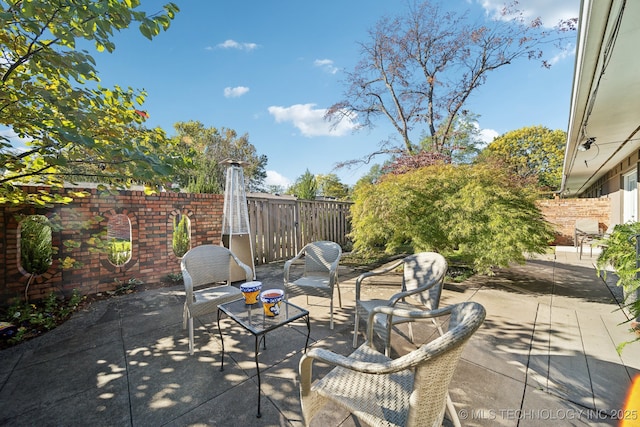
0,291 -> 82,349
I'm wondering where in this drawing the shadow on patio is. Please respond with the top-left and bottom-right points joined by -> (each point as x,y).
1,248 -> 639,426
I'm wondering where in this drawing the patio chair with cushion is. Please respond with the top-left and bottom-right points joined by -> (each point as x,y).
181,244 -> 253,355
353,252 -> 448,354
284,241 -> 342,329
299,301 -> 486,427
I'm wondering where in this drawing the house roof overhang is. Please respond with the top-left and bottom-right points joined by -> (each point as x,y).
561,0 -> 640,196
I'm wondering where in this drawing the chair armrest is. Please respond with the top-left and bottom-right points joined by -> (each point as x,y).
284,248 -> 306,282
354,259 -> 404,300
300,346 -> 413,395
230,252 -> 254,281
301,331 -> 452,389
366,305 -> 454,343
300,347 -> 392,398
386,279 -> 440,306
301,348 -> 393,374
181,267 -> 194,303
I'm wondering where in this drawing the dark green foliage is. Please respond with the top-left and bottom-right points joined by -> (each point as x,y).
350,163 -> 554,274
20,215 -> 53,275
1,291 -> 83,346
289,169 -> 318,200
596,222 -> 640,351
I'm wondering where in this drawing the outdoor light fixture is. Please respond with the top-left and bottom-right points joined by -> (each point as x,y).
578,137 -> 596,151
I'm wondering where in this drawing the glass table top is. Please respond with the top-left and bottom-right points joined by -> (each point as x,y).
218,298 -> 309,335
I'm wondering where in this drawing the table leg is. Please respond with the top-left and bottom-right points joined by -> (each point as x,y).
304,314 -> 310,352
261,334 -> 267,350
255,334 -> 262,418
217,309 -> 225,372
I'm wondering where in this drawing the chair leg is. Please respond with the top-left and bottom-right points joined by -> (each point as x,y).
446,393 -> 462,427
407,322 -> 414,344
188,317 -> 195,356
336,283 -> 343,308
329,297 -> 334,330
353,311 -> 360,348
384,324 -> 392,357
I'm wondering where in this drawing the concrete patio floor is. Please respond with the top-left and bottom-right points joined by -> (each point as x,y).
1,247 -> 639,426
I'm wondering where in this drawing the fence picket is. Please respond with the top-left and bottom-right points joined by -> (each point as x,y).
247,196 -> 352,264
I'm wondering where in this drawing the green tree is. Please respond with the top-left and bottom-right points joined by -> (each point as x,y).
419,112 -> 484,164
1,0 -> 183,206
355,164 -> 385,187
288,169 -> 317,200
327,0 -> 575,166
266,184 -> 286,195
316,174 -> 350,200
350,163 -> 554,274
171,121 -> 267,193
481,125 -> 566,192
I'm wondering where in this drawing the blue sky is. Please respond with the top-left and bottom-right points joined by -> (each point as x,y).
6,0 -> 580,188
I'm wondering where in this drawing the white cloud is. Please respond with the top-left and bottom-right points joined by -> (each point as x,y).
265,170 -> 291,188
314,59 -> 338,75
478,0 -> 578,28
267,103 -> 359,137
224,86 -> 250,98
547,43 -> 575,66
470,121 -> 499,147
478,128 -> 499,145
216,39 -> 259,51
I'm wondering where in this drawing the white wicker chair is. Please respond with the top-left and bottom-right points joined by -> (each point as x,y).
299,302 -> 486,427
353,252 -> 448,354
284,241 -> 342,329
181,244 -> 252,355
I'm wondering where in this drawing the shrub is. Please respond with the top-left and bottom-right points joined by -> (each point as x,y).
108,239 -> 131,266
349,163 -> 554,274
20,215 -> 53,275
172,215 -> 190,257
596,222 -> 640,351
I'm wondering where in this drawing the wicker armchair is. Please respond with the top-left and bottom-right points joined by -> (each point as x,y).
284,241 -> 342,329
181,244 -> 252,355
353,252 -> 448,354
299,302 -> 486,427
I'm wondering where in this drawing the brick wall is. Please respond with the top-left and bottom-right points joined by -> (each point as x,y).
0,186 -> 610,304
537,197 -> 611,245
0,187 -> 224,304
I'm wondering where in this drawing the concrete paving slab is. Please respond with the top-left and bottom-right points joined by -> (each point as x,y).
0,341 -> 129,423
527,302 -> 552,391
546,306 -> 594,408
448,358 -> 525,427
2,249 -> 639,426
459,288 -> 540,382
1,379 -> 132,427
520,386 -> 612,427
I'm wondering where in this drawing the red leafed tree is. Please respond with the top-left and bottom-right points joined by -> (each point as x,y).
383,151 -> 450,175
327,0 -> 576,169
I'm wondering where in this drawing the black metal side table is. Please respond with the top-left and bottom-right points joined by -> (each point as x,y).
217,298 -> 310,418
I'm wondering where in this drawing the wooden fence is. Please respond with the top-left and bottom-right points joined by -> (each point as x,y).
247,196 -> 352,264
